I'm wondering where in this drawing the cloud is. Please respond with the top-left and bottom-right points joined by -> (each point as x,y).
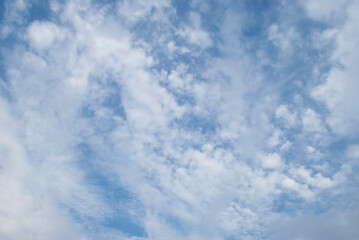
177,12 -> 212,49
261,153 -> 283,169
311,0 -> 359,136
301,0 -> 349,21
117,0 -> 170,24
27,21 -> 66,50
302,108 -> 324,133
0,98 -> 90,240
269,208 -> 359,240
268,24 -> 299,53
0,0 -> 357,239
347,144 -> 359,159
275,104 -> 297,128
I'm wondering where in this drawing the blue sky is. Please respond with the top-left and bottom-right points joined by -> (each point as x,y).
1,0 -> 359,239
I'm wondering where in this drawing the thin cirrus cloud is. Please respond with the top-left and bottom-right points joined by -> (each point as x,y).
0,0 -> 358,239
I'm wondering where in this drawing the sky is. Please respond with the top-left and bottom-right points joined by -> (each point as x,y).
0,0 -> 359,239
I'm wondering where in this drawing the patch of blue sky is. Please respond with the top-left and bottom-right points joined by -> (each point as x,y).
92,0 -> 117,9
27,1 -> 51,22
171,0 -> 191,18
272,193 -> 307,214
75,142 -> 147,237
261,54 -> 320,99
172,112 -> 219,135
0,43 -> 16,86
0,1 -> 5,23
80,104 -> 96,118
84,111 -> 119,134
0,69 -> 10,101
226,228 -> 265,240
101,85 -> 127,119
103,187 -> 147,238
80,80 -> 126,132
105,215 -> 147,238
159,213 -> 193,237
130,17 -> 166,39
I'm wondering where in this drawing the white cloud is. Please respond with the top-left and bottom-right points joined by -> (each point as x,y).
27,21 -> 66,50
289,166 -> 334,190
275,104 -> 297,127
0,0 -> 29,37
302,108 -> 326,134
311,1 -> 359,136
261,153 -> 283,169
0,98 -> 89,240
269,208 -> 359,240
267,128 -> 282,148
268,24 -> 299,53
177,12 -> 212,48
307,146 -> 315,153
301,0 -> 349,21
0,0 -> 156,238
117,0 -> 170,24
347,144 -> 359,159
280,141 -> 292,152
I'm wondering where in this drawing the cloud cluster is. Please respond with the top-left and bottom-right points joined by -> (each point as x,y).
0,0 -> 358,239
